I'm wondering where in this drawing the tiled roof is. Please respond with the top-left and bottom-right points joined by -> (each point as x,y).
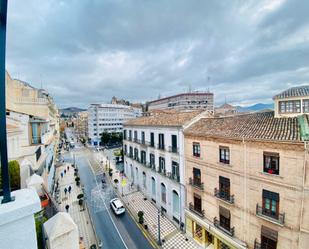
273,85 -> 309,99
184,111 -> 303,142
124,110 -> 202,127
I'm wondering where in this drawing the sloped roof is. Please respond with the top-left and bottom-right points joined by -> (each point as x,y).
273,85 -> 309,99
124,110 -> 202,127
44,212 -> 78,241
184,111 -> 303,142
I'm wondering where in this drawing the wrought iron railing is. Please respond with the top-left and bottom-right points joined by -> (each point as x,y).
214,188 -> 234,204
213,217 -> 234,237
189,177 -> 204,190
189,202 -> 204,217
256,204 -> 285,225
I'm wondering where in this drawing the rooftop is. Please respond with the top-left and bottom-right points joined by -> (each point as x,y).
124,110 -> 202,127
148,91 -> 213,104
273,85 -> 309,100
185,111 -> 305,142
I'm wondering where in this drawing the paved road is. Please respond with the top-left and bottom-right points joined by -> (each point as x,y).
64,129 -> 154,249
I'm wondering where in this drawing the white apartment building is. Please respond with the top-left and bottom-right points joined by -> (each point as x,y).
88,103 -> 142,146
123,110 -> 209,227
148,92 -> 214,112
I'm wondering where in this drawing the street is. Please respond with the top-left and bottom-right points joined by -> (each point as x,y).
64,129 -> 154,249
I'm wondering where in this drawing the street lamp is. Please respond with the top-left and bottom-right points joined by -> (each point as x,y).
0,0 -> 13,204
157,209 -> 162,246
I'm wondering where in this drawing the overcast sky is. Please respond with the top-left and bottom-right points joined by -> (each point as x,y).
6,0 -> 309,108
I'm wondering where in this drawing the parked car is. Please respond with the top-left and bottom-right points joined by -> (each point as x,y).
110,198 -> 125,215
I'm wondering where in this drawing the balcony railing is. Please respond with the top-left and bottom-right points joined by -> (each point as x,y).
168,146 -> 179,154
128,137 -> 132,141
254,239 -> 261,249
158,168 -> 166,176
157,143 -> 165,151
167,172 -> 180,182
129,153 -> 133,158
213,217 -> 234,237
214,188 -> 234,204
189,177 -> 204,190
32,136 -> 42,145
256,204 -> 285,225
189,202 -> 204,217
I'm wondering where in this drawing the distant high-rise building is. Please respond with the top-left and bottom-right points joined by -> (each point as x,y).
147,92 -> 214,112
88,103 -> 142,146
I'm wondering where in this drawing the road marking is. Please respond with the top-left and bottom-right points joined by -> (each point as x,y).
84,156 -> 129,249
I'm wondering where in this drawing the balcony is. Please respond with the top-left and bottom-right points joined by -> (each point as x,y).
214,188 -> 234,204
134,156 -> 140,162
213,217 -> 234,237
157,143 -> 165,151
31,136 -> 42,145
256,204 -> 285,226
133,138 -> 138,143
254,239 -> 261,249
189,202 -> 204,218
146,141 -> 155,148
167,172 -> 180,182
168,146 -> 179,154
128,137 -> 132,141
158,168 -> 166,176
189,177 -> 204,191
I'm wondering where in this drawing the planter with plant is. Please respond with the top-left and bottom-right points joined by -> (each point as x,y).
138,211 -> 144,224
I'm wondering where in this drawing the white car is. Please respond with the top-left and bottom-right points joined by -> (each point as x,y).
110,198 -> 125,215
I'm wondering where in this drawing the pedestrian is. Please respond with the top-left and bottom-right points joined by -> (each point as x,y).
64,187 -> 67,195
64,169 -> 66,175
61,172 -> 63,178
68,186 -> 72,194
67,165 -> 70,171
65,204 -> 70,212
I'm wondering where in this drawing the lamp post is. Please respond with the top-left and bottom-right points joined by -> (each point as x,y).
0,0 -> 13,204
157,209 -> 162,246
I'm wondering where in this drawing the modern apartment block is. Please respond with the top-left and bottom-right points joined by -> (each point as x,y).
123,110 -> 209,226
183,87 -> 309,249
5,71 -> 60,192
75,111 -> 88,141
88,103 -> 142,146
148,92 -> 214,112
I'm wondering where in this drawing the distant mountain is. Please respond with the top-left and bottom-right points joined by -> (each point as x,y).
59,107 -> 86,117
236,103 -> 274,112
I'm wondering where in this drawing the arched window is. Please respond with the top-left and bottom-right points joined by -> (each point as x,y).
152,177 -> 156,198
143,172 -> 146,189
161,183 -> 166,203
172,190 -> 180,217
130,164 -> 134,183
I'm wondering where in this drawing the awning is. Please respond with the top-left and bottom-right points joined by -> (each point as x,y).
261,225 -> 278,241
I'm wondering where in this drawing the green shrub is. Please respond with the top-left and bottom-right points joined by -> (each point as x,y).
77,193 -> 84,199
0,160 -> 21,190
138,211 -> 144,224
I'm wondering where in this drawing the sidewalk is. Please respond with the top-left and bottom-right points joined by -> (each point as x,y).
56,163 -> 98,249
93,150 -> 200,249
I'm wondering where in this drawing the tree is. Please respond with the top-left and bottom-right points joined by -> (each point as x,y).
0,160 -> 21,190
101,132 -> 110,145
138,211 -> 144,224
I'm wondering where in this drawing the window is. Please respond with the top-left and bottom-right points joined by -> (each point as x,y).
193,193 -> 202,212
219,206 -> 230,231
262,190 -> 279,219
193,143 -> 200,157
193,223 -> 203,241
151,177 -> 156,198
279,100 -> 301,113
129,146 -> 133,157
123,130 -> 127,140
124,145 -> 127,154
141,150 -> 146,164
158,133 -> 165,149
264,152 -> 279,175
171,135 -> 177,152
219,176 -> 230,199
150,132 -> 155,147
129,130 -> 132,140
172,161 -> 179,181
193,167 -> 201,185
159,157 -> 165,173
134,148 -> 139,160
150,153 -> 155,168
219,146 -> 230,164
134,131 -> 138,142
141,131 -> 145,144
161,183 -> 166,203
261,226 -> 278,249
303,99 -> 309,113
142,172 -> 146,189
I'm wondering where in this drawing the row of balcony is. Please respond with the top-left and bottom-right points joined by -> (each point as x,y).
126,153 -> 180,183
188,203 -> 285,238
125,138 -> 179,154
